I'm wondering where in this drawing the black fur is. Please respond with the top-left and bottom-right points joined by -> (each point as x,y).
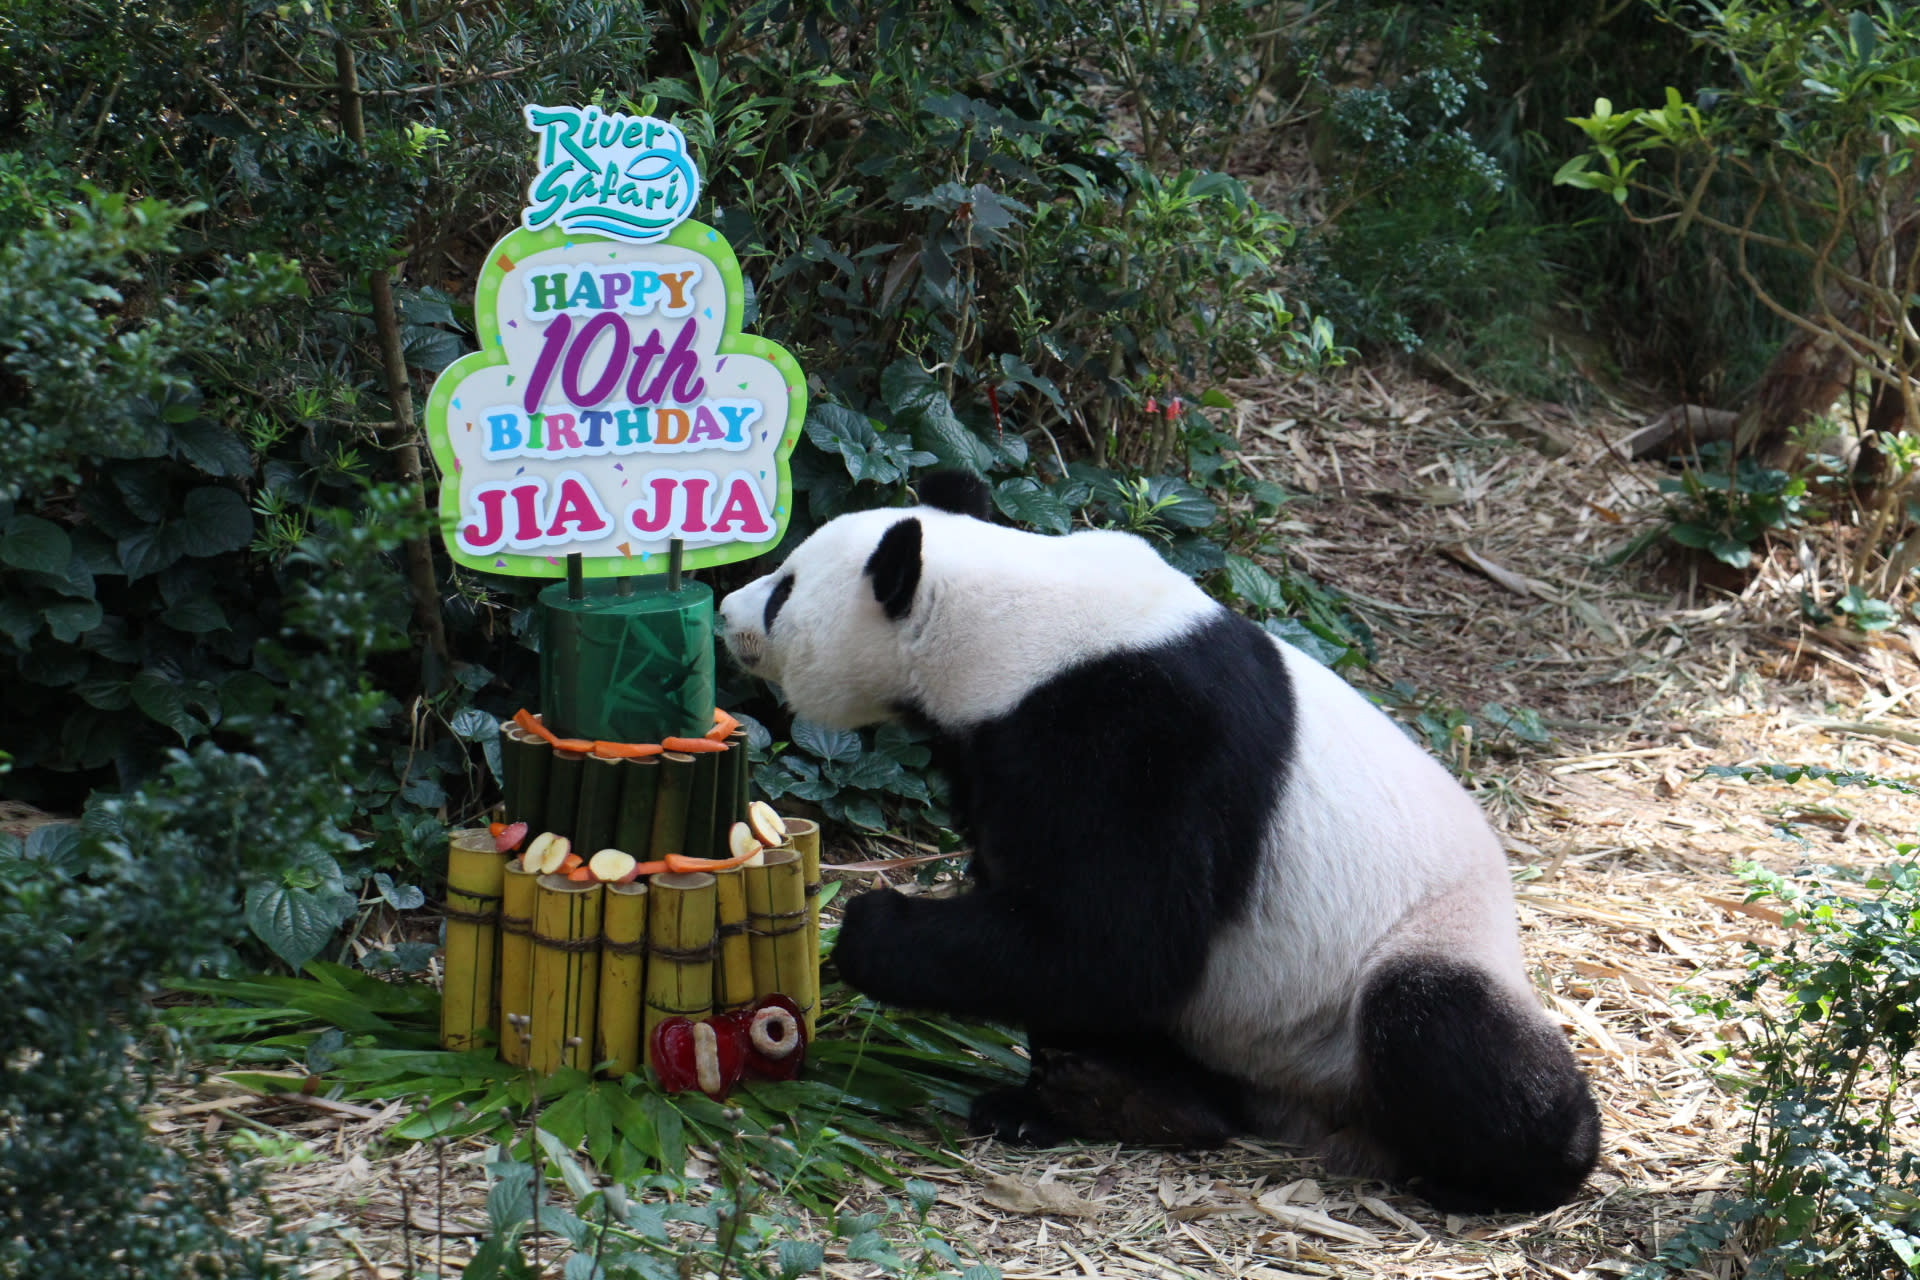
763,573 -> 794,633
969,1031 -> 1247,1149
864,518 -> 922,620
833,608 -> 1293,1036
916,470 -> 993,520
1357,956 -> 1602,1213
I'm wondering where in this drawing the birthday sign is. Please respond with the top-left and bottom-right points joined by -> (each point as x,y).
426,106 -> 805,577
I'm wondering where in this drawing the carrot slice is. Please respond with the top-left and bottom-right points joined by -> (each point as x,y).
552,738 -> 594,753
558,851 -> 584,873
565,865 -> 596,882
489,822 -> 506,838
705,709 -> 741,741
593,741 -> 664,758
662,736 -> 729,754
514,709 -> 558,746
632,860 -> 669,877
664,849 -> 758,874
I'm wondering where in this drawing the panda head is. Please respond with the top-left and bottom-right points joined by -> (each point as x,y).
718,473 -> 994,729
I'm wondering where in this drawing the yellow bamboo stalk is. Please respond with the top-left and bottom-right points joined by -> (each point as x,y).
529,875 -> 603,1075
711,867 -> 755,1012
497,857 -> 541,1066
642,870 -> 716,1071
782,817 -> 823,1035
441,829 -> 505,1051
747,849 -> 813,1023
597,881 -> 649,1078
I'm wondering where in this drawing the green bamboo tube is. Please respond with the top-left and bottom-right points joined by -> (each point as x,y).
501,724 -> 551,833
545,745 -> 589,845
529,875 -> 604,1075
440,829 -> 505,1052
684,745 -> 723,863
727,728 -> 750,833
497,858 -> 540,1066
783,817 -> 823,1037
575,749 -> 625,857
597,881 -> 649,1078
647,750 -> 695,857
613,755 -> 660,858
712,866 -> 755,1012
747,849 -> 813,1021
642,870 -> 717,1070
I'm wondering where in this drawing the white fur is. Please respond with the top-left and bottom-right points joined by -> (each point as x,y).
720,507 -> 1214,729
1176,640 -> 1528,1126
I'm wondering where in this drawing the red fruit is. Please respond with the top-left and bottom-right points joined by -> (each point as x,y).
649,1015 -> 747,1100
493,822 -> 528,853
733,994 -> 807,1081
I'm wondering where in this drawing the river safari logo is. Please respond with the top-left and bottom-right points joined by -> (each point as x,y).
425,107 -> 805,578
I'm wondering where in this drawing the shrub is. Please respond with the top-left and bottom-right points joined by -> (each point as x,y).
0,494 -> 418,1277
1637,766 -> 1920,1279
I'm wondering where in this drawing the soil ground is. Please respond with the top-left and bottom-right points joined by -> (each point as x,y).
165,361 -> 1920,1278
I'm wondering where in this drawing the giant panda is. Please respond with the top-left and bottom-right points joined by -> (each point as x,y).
718,472 -> 1600,1213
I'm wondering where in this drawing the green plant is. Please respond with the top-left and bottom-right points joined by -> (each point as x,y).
1558,2 -> 1920,599
1638,858 -> 1920,1277
0,491 -> 426,1277
1658,442 -> 1810,569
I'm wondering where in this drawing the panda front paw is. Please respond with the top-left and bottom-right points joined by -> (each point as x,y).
968,1086 -> 1068,1147
829,887 -> 912,999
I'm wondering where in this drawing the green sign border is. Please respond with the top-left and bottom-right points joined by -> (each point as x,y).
424,219 -> 806,578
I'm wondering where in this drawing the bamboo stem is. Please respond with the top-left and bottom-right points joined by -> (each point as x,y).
747,849 -> 812,1022
597,881 -> 649,1077
501,724 -> 551,833
683,745 -> 722,863
530,875 -> 604,1075
497,858 -> 540,1066
782,817 -> 823,1038
613,756 -> 660,859
575,750 -> 625,857
648,751 -> 695,857
545,745 -> 589,844
712,867 -> 755,1012
440,829 -> 505,1051
642,871 -> 716,1070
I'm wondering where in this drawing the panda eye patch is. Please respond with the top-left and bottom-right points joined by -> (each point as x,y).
763,574 -> 794,633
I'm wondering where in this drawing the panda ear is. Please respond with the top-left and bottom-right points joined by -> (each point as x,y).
864,518 -> 922,620
916,470 -> 992,520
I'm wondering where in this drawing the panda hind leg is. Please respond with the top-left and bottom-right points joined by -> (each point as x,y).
1357,955 -> 1601,1214
969,1032 -> 1246,1150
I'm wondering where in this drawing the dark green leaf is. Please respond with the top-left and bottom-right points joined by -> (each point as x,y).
161,596 -> 230,633
44,599 -> 104,642
992,478 -> 1072,534
118,527 -> 184,580
175,486 -> 253,558
245,877 -> 357,970
792,717 -> 862,764
169,421 -> 252,476
130,670 -> 208,743
2,515 -> 71,575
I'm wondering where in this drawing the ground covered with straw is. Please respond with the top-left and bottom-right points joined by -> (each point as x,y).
160,362 -> 1920,1278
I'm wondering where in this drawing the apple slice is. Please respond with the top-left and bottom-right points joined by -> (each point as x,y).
746,801 -> 787,848
525,832 -> 571,875
588,848 -> 637,883
492,821 -> 529,853
728,821 -> 761,862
